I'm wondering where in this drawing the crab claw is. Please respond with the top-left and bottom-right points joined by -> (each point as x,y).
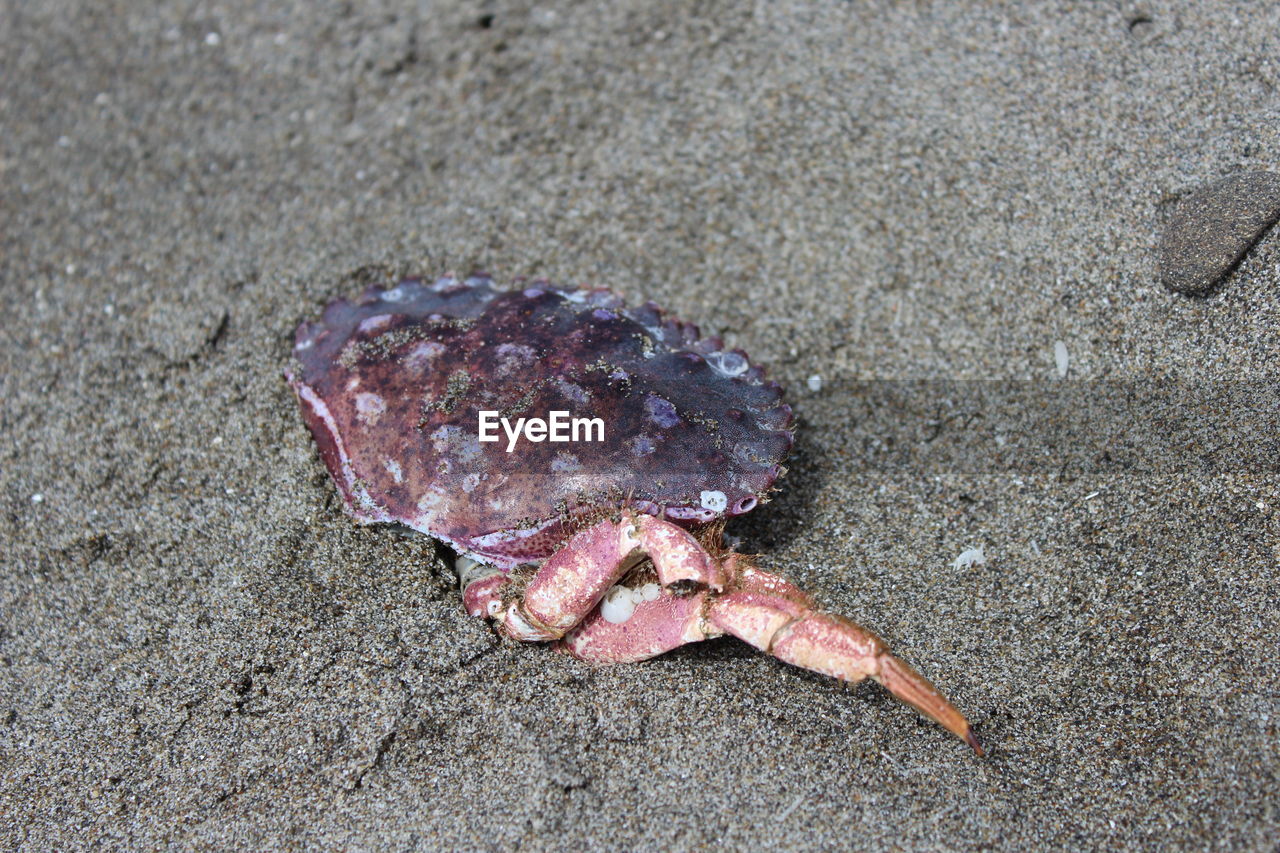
470,511 -> 981,754
707,560 -> 983,755
629,512 -> 724,592
558,551 -> 982,754
496,511 -> 725,642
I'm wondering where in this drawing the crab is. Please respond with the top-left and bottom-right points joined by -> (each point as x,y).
286,273 -> 982,754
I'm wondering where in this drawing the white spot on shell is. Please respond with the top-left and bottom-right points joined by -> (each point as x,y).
587,291 -> 622,308
347,377 -> 360,391
355,392 -> 385,425
550,452 -> 581,473
706,351 -> 748,377
430,424 -> 482,460
358,314 -> 393,334
629,435 -> 657,457
381,286 -> 408,302
601,586 -> 638,624
415,488 -> 446,525
461,472 -> 483,493
353,483 -> 381,512
638,582 -> 661,602
404,341 -> 446,372
553,377 -> 589,405
561,290 -> 588,304
700,490 -> 728,512
384,459 -> 403,483
494,342 -> 537,376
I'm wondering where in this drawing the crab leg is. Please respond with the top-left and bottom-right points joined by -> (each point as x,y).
558,553 -> 982,754
707,560 -> 983,755
555,588 -> 717,663
463,512 -> 725,642
466,512 -> 981,753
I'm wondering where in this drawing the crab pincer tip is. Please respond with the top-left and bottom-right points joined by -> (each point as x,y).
963,727 -> 985,757
875,652 -> 984,756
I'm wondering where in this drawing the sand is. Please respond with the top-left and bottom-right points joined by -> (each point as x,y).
2,1 -> 1278,849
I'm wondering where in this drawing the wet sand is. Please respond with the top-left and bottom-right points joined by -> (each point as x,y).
2,2 -> 1278,849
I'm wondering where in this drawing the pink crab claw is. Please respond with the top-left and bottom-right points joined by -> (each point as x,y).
464,511 -> 982,755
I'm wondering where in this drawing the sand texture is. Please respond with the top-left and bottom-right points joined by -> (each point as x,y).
2,1 -> 1278,849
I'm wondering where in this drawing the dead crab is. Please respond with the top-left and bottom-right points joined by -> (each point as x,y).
287,273 -> 982,754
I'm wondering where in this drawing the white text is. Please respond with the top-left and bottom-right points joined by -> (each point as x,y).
477,410 -> 605,452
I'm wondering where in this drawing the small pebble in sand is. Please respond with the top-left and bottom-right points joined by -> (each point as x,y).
1054,340 -> 1069,378
952,547 -> 986,569
1160,171 -> 1280,295
806,374 -> 822,392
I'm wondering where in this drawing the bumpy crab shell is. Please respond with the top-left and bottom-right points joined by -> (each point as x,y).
287,274 -> 794,569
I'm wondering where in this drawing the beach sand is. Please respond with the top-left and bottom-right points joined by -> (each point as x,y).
2,1 -> 1277,848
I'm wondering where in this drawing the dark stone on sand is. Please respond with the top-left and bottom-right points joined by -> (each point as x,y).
1160,171 -> 1280,295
